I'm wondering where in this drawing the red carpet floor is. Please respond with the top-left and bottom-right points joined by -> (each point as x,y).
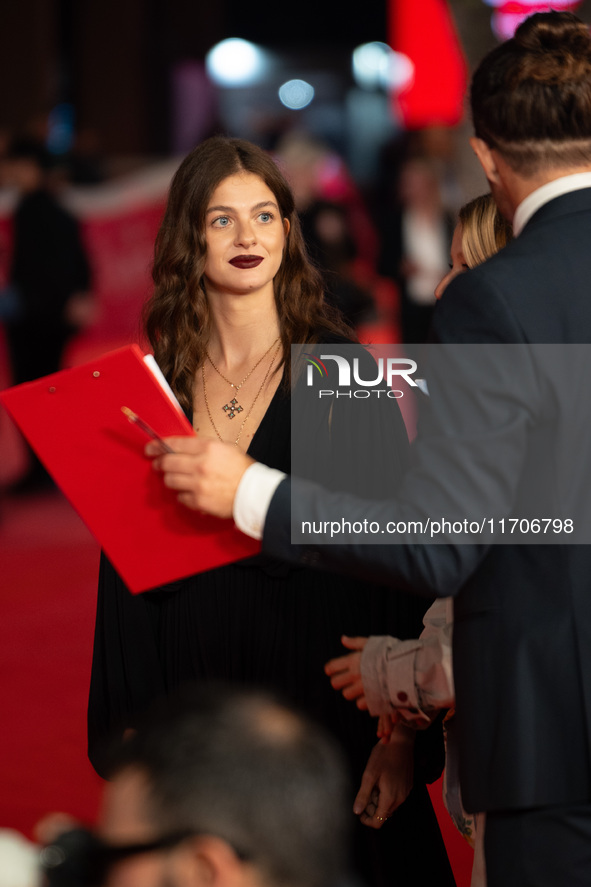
0,490 -> 103,832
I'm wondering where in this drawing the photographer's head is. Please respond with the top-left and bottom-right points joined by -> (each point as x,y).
95,686 -> 348,887
468,11 -> 591,218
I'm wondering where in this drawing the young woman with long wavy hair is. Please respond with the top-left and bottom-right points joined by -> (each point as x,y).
88,137 -> 455,887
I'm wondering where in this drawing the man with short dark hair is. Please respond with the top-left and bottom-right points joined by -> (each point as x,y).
44,687 -> 348,887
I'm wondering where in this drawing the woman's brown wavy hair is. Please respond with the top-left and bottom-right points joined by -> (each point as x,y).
144,136 -> 353,413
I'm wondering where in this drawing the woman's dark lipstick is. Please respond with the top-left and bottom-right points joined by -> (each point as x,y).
229,255 -> 263,269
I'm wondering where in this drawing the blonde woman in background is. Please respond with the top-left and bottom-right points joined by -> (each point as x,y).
435,193 -> 513,299
326,192 -> 513,887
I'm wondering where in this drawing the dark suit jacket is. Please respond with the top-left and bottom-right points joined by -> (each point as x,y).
263,187 -> 591,814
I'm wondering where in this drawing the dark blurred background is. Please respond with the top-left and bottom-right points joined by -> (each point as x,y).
0,0 -> 512,165
1,0 -> 391,160
0,1 -> 589,167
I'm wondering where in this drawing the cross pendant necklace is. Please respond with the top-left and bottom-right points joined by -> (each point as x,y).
205,337 -> 280,419
222,397 -> 244,419
202,339 -> 281,447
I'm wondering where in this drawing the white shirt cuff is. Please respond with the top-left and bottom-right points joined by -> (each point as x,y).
233,462 -> 286,540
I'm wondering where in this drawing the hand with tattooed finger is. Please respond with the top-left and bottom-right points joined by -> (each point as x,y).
353,724 -> 415,829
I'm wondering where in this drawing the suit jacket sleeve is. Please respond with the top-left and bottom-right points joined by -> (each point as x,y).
263,270 -> 537,598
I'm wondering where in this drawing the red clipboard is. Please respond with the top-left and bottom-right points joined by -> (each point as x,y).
0,345 -> 260,592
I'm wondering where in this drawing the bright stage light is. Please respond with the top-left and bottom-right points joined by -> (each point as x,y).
352,42 -> 414,91
205,39 -> 267,87
278,79 -> 315,110
481,1 -> 583,40
482,0 -> 578,5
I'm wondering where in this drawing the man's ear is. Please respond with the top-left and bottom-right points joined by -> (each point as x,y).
179,835 -> 249,887
470,137 -> 501,185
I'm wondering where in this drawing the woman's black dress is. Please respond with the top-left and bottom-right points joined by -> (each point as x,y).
88,347 -> 456,887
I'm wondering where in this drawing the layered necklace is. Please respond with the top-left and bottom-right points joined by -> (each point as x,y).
202,336 -> 281,447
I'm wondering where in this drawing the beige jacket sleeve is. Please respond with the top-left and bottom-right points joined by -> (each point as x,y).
360,597 -> 454,726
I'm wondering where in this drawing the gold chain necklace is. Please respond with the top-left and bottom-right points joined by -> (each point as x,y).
202,340 -> 281,447
205,336 -> 280,418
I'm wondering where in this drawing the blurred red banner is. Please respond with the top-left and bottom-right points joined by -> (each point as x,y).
389,0 -> 467,129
